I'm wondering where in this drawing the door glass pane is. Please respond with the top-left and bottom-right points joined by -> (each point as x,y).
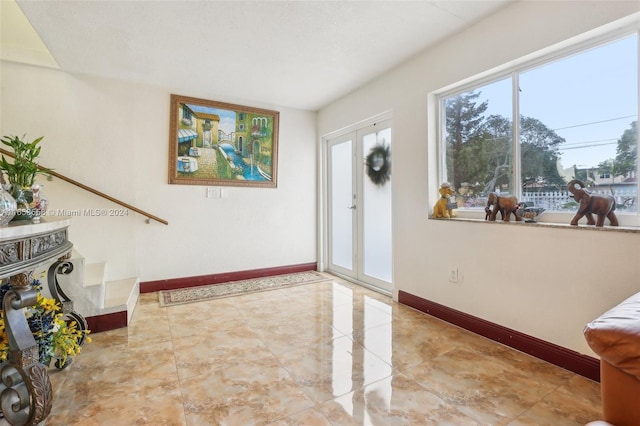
330,140 -> 353,270
362,128 -> 392,282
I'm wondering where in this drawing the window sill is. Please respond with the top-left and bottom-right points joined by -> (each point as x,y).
430,210 -> 640,234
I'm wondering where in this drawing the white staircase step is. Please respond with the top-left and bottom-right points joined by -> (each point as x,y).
103,278 -> 139,323
85,262 -> 106,287
61,250 -> 140,327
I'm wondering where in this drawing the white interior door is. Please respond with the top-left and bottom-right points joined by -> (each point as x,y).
328,133 -> 355,276
326,120 -> 392,293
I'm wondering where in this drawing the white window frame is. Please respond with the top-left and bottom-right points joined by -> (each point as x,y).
434,20 -> 640,227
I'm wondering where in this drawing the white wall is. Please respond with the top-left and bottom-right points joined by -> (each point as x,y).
318,1 -> 640,356
0,62 -> 317,282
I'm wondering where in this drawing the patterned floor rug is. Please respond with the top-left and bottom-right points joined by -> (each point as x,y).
158,271 -> 329,307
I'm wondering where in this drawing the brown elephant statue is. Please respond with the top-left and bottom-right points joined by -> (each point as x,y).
567,179 -> 618,227
485,192 -> 521,222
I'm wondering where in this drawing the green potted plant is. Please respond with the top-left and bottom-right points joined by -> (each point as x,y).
0,134 -> 50,220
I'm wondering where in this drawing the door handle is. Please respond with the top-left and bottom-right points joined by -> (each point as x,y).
348,205 -> 356,210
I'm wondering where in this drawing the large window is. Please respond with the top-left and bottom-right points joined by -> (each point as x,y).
440,33 -> 638,214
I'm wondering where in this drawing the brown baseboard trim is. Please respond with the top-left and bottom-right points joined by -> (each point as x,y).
398,290 -> 600,382
139,262 -> 318,293
86,311 -> 127,333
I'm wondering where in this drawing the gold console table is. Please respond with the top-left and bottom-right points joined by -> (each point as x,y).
0,218 -> 73,425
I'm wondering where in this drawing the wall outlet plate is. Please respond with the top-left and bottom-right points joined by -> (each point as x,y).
449,267 -> 459,283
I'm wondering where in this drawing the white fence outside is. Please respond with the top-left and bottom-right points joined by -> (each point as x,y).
522,189 -> 637,212
461,189 -> 637,212
521,192 -> 573,211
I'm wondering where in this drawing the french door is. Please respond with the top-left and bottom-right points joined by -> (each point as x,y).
326,119 -> 392,293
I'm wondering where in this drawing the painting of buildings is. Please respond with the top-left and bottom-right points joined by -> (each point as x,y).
170,95 -> 279,188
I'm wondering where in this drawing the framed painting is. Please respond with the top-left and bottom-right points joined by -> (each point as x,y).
169,94 -> 279,188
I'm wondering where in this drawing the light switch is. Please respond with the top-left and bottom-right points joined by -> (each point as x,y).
207,188 -> 220,198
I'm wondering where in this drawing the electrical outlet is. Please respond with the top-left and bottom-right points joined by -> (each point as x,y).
449,267 -> 458,283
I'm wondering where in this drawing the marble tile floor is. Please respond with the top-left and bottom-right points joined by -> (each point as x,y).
37,274 -> 602,425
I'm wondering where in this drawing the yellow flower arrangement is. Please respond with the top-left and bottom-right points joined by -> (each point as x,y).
0,280 -> 91,369
0,312 -> 9,363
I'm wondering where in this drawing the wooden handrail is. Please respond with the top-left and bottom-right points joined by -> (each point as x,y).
0,148 -> 168,225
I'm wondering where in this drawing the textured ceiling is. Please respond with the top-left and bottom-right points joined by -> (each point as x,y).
12,0 -> 514,111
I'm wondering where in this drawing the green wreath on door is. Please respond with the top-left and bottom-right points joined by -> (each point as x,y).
365,144 -> 391,186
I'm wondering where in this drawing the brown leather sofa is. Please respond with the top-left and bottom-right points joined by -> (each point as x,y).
584,291 -> 640,426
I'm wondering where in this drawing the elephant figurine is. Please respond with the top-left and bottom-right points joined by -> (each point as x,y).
567,179 -> 618,227
485,192 -> 521,222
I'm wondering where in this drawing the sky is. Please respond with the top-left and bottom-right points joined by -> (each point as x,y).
478,33 -> 638,170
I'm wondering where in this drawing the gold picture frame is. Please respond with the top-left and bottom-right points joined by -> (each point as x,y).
169,94 -> 279,188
